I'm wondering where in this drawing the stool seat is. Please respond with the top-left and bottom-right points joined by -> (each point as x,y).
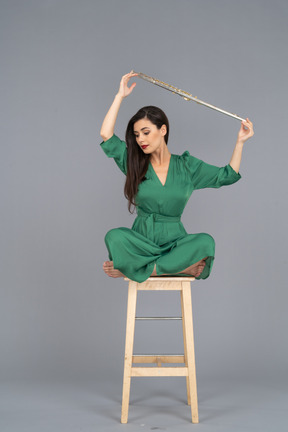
121,276 -> 199,424
124,276 -> 196,282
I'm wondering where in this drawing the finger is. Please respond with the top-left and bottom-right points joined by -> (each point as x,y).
241,121 -> 249,131
124,73 -> 137,81
125,70 -> 137,76
245,117 -> 253,126
243,118 -> 252,126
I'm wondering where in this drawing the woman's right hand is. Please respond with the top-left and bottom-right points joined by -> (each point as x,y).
117,70 -> 138,98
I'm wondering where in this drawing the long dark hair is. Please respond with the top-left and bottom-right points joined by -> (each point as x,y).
124,106 -> 170,213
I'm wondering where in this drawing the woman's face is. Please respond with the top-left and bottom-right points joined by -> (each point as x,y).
133,118 -> 166,154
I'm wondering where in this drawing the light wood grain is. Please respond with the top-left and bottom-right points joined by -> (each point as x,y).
121,277 -> 199,424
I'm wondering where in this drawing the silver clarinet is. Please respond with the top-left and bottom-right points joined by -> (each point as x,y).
132,70 -> 245,122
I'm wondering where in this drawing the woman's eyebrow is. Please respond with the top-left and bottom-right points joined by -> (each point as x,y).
134,127 -> 150,133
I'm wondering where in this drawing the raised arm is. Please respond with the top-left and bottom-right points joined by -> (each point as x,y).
100,70 -> 138,141
229,118 -> 254,173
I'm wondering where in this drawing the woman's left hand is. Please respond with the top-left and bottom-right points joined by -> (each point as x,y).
237,118 -> 254,143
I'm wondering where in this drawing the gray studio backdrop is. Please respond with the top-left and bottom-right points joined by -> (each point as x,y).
1,0 -> 287,388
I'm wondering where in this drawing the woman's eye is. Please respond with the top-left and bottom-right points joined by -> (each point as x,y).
135,132 -> 149,138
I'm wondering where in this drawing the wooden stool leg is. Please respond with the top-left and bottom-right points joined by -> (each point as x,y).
181,281 -> 199,423
121,281 -> 138,424
180,290 -> 191,406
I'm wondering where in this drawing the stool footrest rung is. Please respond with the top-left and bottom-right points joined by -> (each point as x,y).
132,354 -> 185,364
135,316 -> 182,320
131,367 -> 188,377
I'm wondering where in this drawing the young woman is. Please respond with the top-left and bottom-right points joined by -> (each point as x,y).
100,70 -> 254,283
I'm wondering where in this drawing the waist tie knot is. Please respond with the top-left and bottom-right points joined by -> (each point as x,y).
136,208 -> 181,242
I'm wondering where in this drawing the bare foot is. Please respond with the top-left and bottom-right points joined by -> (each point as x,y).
151,258 -> 208,278
182,258 -> 207,277
103,261 -> 125,278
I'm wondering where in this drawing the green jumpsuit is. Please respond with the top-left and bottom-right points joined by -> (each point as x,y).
101,134 -> 241,283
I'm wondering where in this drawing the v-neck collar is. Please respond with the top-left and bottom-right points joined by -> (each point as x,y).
149,154 -> 173,187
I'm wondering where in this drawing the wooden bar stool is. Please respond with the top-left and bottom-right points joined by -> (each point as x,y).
121,276 -> 199,424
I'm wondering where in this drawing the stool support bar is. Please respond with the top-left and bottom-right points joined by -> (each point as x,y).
135,316 -> 182,320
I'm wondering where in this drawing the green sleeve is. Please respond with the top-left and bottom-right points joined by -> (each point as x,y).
181,151 -> 241,190
100,134 -> 127,175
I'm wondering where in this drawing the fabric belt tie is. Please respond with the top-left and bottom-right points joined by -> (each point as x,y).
136,208 -> 181,242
